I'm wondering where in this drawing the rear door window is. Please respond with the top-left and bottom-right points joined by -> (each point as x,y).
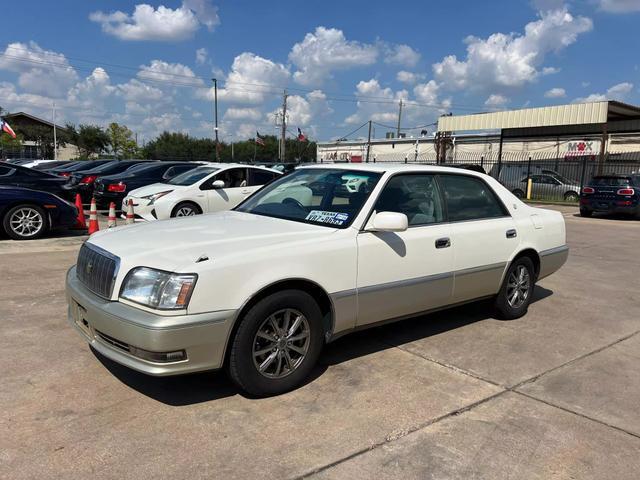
440,175 -> 508,222
248,168 -> 278,186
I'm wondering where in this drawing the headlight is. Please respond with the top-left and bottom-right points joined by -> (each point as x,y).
141,190 -> 173,205
120,267 -> 197,310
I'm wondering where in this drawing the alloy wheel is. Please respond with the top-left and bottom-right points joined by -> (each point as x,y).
506,265 -> 530,309
252,308 -> 311,379
175,206 -> 196,216
9,207 -> 44,238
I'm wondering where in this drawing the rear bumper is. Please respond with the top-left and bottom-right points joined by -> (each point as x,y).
538,245 -> 569,280
66,266 -> 236,376
62,184 -> 93,204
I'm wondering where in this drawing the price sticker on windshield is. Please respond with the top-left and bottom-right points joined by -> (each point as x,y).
305,210 -> 349,226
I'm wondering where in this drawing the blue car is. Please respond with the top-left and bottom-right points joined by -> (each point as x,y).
0,186 -> 78,240
580,174 -> 640,218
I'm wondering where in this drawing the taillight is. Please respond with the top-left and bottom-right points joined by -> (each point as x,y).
107,182 -> 126,192
617,188 -> 635,196
60,172 -> 71,177
80,175 -> 97,184
582,187 -> 594,194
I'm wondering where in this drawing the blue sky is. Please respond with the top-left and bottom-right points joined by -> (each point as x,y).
0,0 -> 639,143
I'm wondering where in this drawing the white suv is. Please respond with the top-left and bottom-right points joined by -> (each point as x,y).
123,164 -> 281,220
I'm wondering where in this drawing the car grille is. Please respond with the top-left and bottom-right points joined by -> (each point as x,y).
76,244 -> 120,298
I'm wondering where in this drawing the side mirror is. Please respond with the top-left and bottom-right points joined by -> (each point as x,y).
368,211 -> 408,232
212,180 -> 225,189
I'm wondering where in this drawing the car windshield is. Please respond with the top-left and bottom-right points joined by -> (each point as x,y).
547,173 -> 573,184
167,166 -> 220,185
235,168 -> 382,228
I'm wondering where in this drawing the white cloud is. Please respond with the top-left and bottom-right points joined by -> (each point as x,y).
223,107 -> 263,121
433,7 -> 592,91
67,68 -> 115,111
484,94 -> 509,108
199,52 -> 290,105
289,27 -> 378,86
597,0 -> 640,13
541,66 -> 560,75
271,90 -> 332,129
137,59 -> 204,87
544,87 -> 566,98
89,1 -> 219,42
384,44 -> 421,68
573,82 -> 633,103
396,70 -> 426,85
182,0 -> 220,30
0,42 -> 78,97
196,47 -> 208,65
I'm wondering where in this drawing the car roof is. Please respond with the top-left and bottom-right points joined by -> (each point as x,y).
295,162 -> 487,177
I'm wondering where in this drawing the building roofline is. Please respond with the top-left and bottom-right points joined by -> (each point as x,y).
2,111 -> 68,131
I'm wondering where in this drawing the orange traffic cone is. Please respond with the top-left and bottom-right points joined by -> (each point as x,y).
73,193 -> 87,230
88,198 -> 100,235
107,202 -> 117,228
125,199 -> 135,225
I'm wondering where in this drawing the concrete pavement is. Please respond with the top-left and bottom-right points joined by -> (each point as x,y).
1,206 -> 639,479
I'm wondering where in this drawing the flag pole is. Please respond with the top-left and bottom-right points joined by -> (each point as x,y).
253,138 -> 257,162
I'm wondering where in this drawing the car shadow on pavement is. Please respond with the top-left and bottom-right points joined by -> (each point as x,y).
91,285 -> 553,406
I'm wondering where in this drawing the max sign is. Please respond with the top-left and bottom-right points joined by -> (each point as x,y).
566,141 -> 594,156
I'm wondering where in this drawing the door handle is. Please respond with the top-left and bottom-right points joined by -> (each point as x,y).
506,229 -> 517,238
241,189 -> 252,195
435,237 -> 451,249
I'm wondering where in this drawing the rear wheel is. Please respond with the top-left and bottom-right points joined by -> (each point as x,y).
228,290 -> 324,396
579,208 -> 592,217
494,257 -> 534,320
171,202 -> 201,217
3,204 -> 49,240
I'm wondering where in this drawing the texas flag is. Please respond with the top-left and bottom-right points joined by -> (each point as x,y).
1,120 -> 16,139
297,127 -> 307,142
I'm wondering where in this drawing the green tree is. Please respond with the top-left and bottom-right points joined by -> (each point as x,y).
67,124 -> 110,159
106,122 -> 139,159
142,132 -> 216,161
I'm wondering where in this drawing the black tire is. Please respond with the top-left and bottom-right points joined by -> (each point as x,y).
494,257 -> 535,320
564,191 -> 579,203
579,208 -> 592,217
2,204 -> 49,240
171,201 -> 202,217
512,189 -> 525,199
228,290 -> 324,396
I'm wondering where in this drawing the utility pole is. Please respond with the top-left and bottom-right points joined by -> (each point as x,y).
396,99 -> 403,138
365,120 -> 372,162
280,90 -> 288,162
212,78 -> 219,162
52,102 -> 57,160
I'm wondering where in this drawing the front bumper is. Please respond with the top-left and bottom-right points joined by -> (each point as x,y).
121,196 -> 157,221
66,266 -> 236,376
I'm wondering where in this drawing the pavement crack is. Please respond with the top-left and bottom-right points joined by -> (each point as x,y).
514,390 -> 640,441
293,390 -> 509,480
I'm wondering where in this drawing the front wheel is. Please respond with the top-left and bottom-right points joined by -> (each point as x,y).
494,257 -> 534,320
3,204 -> 49,240
228,290 -> 324,396
512,189 -> 525,199
171,202 -> 201,217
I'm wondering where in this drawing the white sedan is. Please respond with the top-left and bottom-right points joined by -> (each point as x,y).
67,164 -> 568,396
123,163 -> 281,220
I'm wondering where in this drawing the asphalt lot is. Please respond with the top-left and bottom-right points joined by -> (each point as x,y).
1,205 -> 639,479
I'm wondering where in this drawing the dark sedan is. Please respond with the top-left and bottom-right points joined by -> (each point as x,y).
0,186 -> 77,240
580,174 -> 640,218
93,161 -> 199,210
63,160 -> 151,204
47,160 -> 113,177
0,163 -> 69,197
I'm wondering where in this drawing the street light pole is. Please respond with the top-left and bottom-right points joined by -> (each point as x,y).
212,78 -> 219,162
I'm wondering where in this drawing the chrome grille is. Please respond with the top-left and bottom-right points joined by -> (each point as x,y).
76,244 -> 119,298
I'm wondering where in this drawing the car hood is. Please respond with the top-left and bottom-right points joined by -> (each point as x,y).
128,182 -> 186,197
87,210 -> 337,272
